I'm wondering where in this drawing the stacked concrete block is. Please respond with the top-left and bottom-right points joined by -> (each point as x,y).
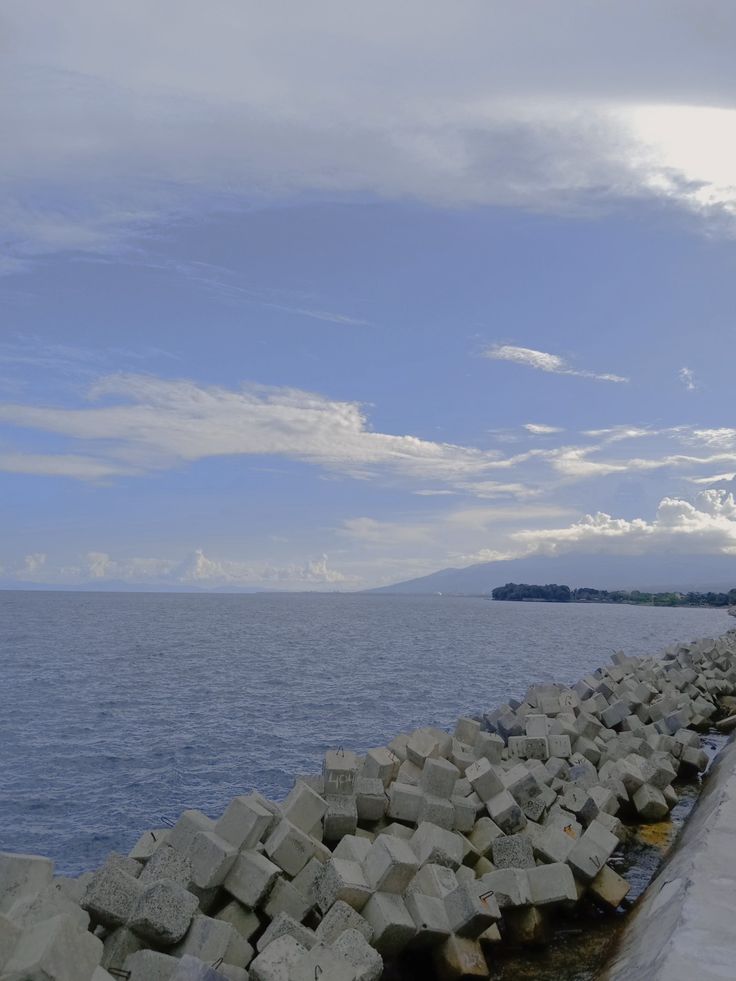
224,851 -> 281,908
361,892 -> 416,956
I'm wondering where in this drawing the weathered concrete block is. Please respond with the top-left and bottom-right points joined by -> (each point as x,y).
451,796 -> 478,833
509,736 -> 550,761
355,778 -> 387,823
168,811 -> 216,855
364,834 -> 418,894
548,735 -> 572,758
444,880 -> 500,938
432,934 -> 488,980
81,864 -> 143,928
323,796 -> 358,842
474,732 -> 504,764
315,858 -> 372,914
465,758 -> 504,802
405,863 -> 459,899
128,878 -> 199,945
315,899 -> 374,945
386,782 -> 422,823
420,758 -> 460,798
362,747 -> 400,788
188,831 -> 237,889
0,853 -> 54,915
404,891 -> 451,947
332,927 -> 383,981
486,790 -> 527,834
217,794 -> 278,849
120,949 -> 178,981
490,833 -> 535,870
264,876 -> 313,925
170,955 -> 231,980
532,824 -> 576,864
100,926 -> 144,970
478,868 -> 531,909
139,844 -> 193,887
589,863 -> 631,909
632,783 -> 669,820
173,912 -> 253,967
288,943 -> 355,981
249,934 -> 306,981
410,823 -> 463,870
362,892 -> 417,956
1,913 -> 103,981
527,863 -> 577,905
264,820 -> 317,877
417,794 -> 455,830
213,900 -> 260,942
256,911 -> 316,953
324,750 -> 360,796
224,851 -> 281,908
567,820 -> 619,882
129,829 -> 169,862
6,881 -> 89,933
455,717 -> 481,744
0,914 -> 21,971
504,764 -> 543,806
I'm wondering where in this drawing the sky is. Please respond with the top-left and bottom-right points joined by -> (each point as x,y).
3,1 -> 736,590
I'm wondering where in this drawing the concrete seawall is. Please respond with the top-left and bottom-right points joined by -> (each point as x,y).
599,732 -> 736,981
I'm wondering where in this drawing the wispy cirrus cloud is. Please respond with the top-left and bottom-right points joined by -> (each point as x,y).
679,366 -> 697,391
485,345 -> 628,383
524,423 -> 565,435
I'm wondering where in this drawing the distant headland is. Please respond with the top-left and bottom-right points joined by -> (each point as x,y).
490,582 -> 736,608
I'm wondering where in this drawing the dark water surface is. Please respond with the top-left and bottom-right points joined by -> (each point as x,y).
0,591 -> 728,874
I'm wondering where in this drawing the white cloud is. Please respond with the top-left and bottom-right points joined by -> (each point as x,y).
524,423 -> 564,435
512,490 -> 736,557
485,346 -> 627,383
3,2 -> 736,265
17,553 -> 46,576
679,367 -> 697,391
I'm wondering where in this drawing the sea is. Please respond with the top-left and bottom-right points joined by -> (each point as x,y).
0,590 -> 729,875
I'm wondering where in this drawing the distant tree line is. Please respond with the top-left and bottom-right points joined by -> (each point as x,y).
490,582 -> 736,607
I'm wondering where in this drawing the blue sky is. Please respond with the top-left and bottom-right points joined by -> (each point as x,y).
3,2 -> 736,588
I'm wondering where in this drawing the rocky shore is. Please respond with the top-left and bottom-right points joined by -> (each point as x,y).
1,630 -> 735,981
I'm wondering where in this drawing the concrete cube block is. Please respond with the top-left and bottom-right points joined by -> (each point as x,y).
526,863 -> 577,905
100,926 -> 144,970
121,949 -> 178,981
333,835 -> 371,864
490,834 -> 535,870
249,935 -> 306,981
280,783 -> 328,836
404,891 -> 451,947
444,881 -> 500,938
477,868 -> 531,909
406,729 -> 446,767
589,864 -> 631,909
548,735 -> 572,758
432,935 -> 488,980
566,821 -> 619,882
410,823 -> 463,870
128,878 -> 199,944
324,750 -> 360,796
417,794 -> 455,830
256,911 -> 316,953
1,913 -> 103,981
0,914 -> 21,971
288,944 -> 355,981
168,811 -> 216,855
81,864 -> 143,928
397,760 -> 423,785
355,778 -> 387,823
486,790 -> 526,834
139,844 -> 192,887
173,913 -> 253,967
532,825 -> 576,864
405,863 -> 459,899
7,881 -> 89,933
387,782 -> 422,823
264,876 -> 313,924
455,717 -> 481,744
632,783 -> 669,820
315,899 -> 374,945
264,820 -> 317,876
129,829 -> 169,862
224,851 -> 281,908
524,714 -> 550,737
362,747 -> 400,788
361,892 -> 417,957
291,857 -> 325,910
465,758 -> 504,802
217,795 -> 279,850
508,736 -> 549,761
214,900 -> 260,942
504,764 -> 543,807
189,831 -> 237,889
467,817 -> 503,857
315,858 -> 372,914
364,835 -> 418,894
451,796 -> 478,833
0,853 -> 54,915
331,928 -> 383,981
420,758 -> 460,798
170,955 -> 231,980
474,732 -> 504,764
450,740 -> 476,774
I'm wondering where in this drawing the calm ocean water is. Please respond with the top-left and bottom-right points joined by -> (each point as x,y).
0,590 -> 729,874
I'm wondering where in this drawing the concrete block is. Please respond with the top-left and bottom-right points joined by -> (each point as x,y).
331,928 -> 383,981
173,913 -> 253,966
465,758 -> 504,802
504,764 -> 543,807
355,778 -> 387,822
449,739 -> 476,774
323,796 -> 358,842
290,857 -> 324,910
288,944 -> 355,981
1,913 -> 103,981
474,732 -> 504,764
477,868 -> 531,909
81,864 -> 143,928
224,851 -> 281,908
362,747 -> 400,788
217,795 -> 279,849
490,833 -> 535,870
548,735 -> 572,758
315,900 -> 374,945
410,823 -> 463,869
6,881 -> 89,933
526,863 -> 577,905
189,831 -> 237,889
170,955 -> 231,980
256,912 -> 316,953
214,900 -> 260,943
386,782 -> 422,823
589,863 -> 631,909
567,821 -> 619,882
455,717 -> 481,744
168,811 -> 216,855
632,783 -> 669,820
129,829 -> 169,861
249,934 -> 306,981
361,892 -> 417,956
264,821 -> 317,876
128,878 -> 199,945
432,934 -> 488,979
404,891 -> 451,947
264,876 -> 313,924
467,816 -> 503,857
333,835 -> 371,864
0,853 -> 54,915
121,949 -> 178,981
397,760 -> 423,785
524,714 -> 550,737
100,926 -> 144,970
315,858 -> 372,914
405,863 -> 459,899
532,825 -> 576,864
363,834 -> 418,894
504,905 -> 551,946
420,758 -> 460,798
417,793 -> 455,830
323,750 -> 360,796
444,880 -> 500,938
486,790 -> 527,834
509,736 -> 549,761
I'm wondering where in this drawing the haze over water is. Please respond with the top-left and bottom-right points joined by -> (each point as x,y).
0,590 -> 727,875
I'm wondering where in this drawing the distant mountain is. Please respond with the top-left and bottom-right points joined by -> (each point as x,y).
370,552 -> 736,595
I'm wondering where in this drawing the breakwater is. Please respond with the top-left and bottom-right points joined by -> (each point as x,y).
1,630 -> 735,981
